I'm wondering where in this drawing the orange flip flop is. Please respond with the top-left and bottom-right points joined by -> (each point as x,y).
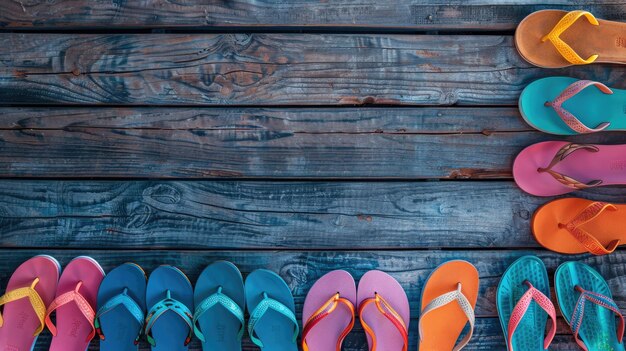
532,198 -> 625,255
516,10 -> 626,68
419,260 -> 480,351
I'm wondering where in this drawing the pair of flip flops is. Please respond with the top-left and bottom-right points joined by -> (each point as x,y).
498,256 -> 625,351
516,10 -> 626,68
302,270 -> 409,351
0,255 -> 105,351
194,262 -> 298,351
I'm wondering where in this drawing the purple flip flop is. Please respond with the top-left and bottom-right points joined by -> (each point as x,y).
301,270 -> 356,351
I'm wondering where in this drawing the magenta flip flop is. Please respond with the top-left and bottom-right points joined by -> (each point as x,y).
46,256 -> 105,351
357,270 -> 410,351
0,255 -> 60,351
302,270 -> 356,351
513,141 -> 626,196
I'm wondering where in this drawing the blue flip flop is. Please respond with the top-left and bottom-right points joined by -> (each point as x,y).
519,77 -> 626,135
555,262 -> 625,351
497,256 -> 557,351
193,261 -> 245,351
145,266 -> 194,351
245,269 -> 299,351
95,263 -> 147,351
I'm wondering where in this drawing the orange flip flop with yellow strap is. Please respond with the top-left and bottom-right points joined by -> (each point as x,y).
532,198 -> 626,255
516,10 -> 626,68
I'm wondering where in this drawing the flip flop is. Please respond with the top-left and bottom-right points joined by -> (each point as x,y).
46,256 -> 105,351
357,270 -> 410,351
302,270 -> 356,351
555,262 -> 625,351
95,263 -> 147,351
516,10 -> 626,68
145,265 -> 194,351
193,261 -> 245,351
513,141 -> 626,196
419,260 -> 479,351
0,255 -> 60,351
520,77 -> 626,135
245,269 -> 299,351
532,198 -> 626,255
497,256 -> 557,351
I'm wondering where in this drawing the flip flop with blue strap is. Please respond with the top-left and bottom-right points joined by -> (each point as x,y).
245,269 -> 299,351
193,261 -> 245,351
146,265 -> 194,351
96,263 -> 147,351
555,261 -> 625,351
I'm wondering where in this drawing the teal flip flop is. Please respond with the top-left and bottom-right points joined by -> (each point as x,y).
519,77 -> 626,135
245,269 -> 299,351
497,256 -> 557,351
193,261 -> 245,351
146,266 -> 194,351
555,262 -> 625,351
95,263 -> 147,351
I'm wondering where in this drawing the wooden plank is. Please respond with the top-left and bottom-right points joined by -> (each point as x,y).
0,1 -> 624,31
0,33 -> 622,106
0,249 -> 624,350
1,180 -> 625,250
3,107 -> 626,178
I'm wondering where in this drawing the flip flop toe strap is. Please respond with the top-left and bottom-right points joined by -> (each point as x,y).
45,281 -> 96,342
193,286 -> 245,343
0,278 -> 46,336
248,292 -> 299,348
145,290 -> 194,347
302,293 -> 355,351
537,143 -> 602,190
560,201 -> 620,255
418,283 -> 475,351
570,286 -> 625,351
94,288 -> 145,344
507,281 -> 557,351
358,293 -> 409,351
541,11 -> 600,65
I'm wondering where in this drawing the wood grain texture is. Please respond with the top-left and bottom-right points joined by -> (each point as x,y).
0,1 -> 624,31
2,180 -> 626,250
1,249 -> 625,350
1,33 -> 624,106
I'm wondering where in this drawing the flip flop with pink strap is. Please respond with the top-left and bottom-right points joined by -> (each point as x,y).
513,141 -> 626,196
46,256 -> 105,351
0,255 -> 60,351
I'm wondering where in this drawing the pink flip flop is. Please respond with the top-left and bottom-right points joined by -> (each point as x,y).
0,255 -> 60,351
302,270 -> 356,351
357,270 -> 410,351
513,141 -> 626,196
46,256 -> 105,351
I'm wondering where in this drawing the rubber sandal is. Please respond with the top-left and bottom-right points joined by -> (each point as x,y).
46,256 -> 105,351
520,77 -> 626,135
497,256 -> 557,351
532,198 -> 626,255
555,262 -> 625,351
357,270 -> 409,351
95,263 -> 147,351
419,260 -> 479,351
245,269 -> 299,351
193,261 -> 245,351
0,255 -> 60,351
302,270 -> 356,351
513,141 -> 626,196
145,265 -> 194,351
516,10 -> 626,68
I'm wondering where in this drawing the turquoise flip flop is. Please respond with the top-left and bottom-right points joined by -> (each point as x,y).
95,263 -> 147,351
245,269 -> 299,351
555,262 -> 625,351
497,256 -> 557,351
193,261 -> 245,351
519,77 -> 626,135
145,266 -> 194,351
